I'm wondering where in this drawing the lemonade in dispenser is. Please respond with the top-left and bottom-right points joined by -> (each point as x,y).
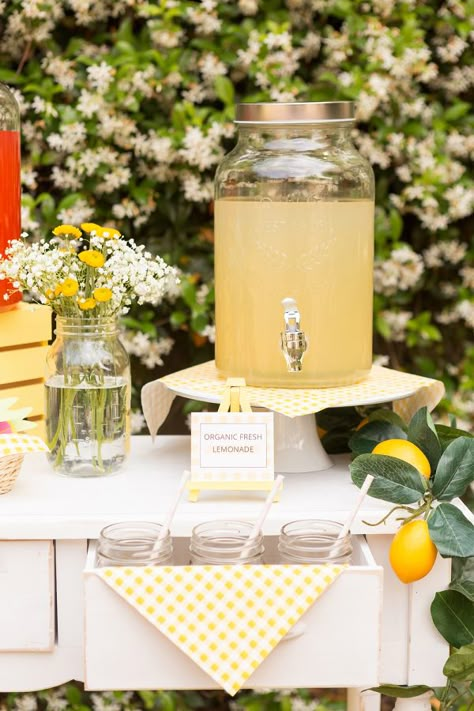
214,101 -> 375,388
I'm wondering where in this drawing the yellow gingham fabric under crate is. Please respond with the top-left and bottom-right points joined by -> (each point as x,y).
0,434 -> 49,457
96,562 -> 346,695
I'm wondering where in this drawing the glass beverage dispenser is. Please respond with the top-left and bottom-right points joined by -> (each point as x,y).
214,102 -> 374,388
0,82 -> 22,310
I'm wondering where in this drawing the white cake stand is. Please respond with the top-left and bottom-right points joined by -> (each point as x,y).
165,382 -> 419,474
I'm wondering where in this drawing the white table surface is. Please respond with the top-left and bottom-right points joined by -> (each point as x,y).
1,435 -> 467,539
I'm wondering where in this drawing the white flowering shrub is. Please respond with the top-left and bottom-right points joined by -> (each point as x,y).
0,0 -> 472,424
0,684 -> 338,711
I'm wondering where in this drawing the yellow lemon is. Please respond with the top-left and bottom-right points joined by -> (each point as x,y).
355,417 -> 369,431
389,520 -> 437,584
372,439 -> 431,478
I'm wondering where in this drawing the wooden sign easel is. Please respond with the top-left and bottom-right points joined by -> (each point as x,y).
187,378 -> 278,502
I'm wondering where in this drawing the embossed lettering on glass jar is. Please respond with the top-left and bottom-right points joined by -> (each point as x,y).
190,521 -> 264,565
278,519 -> 352,564
97,522 -> 173,567
215,101 -> 375,388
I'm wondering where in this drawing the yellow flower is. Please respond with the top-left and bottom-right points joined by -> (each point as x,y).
99,227 -> 121,239
54,284 -> 63,296
80,222 -> 103,234
78,250 -> 105,268
93,287 -> 113,302
61,278 -> 79,297
45,288 -> 55,300
78,298 -> 97,311
52,224 -> 82,239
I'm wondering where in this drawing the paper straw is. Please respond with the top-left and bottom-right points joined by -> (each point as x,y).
240,475 -> 284,559
337,474 -> 374,540
152,469 -> 190,552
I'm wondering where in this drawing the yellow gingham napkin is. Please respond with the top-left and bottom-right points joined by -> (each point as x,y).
142,361 -> 445,437
0,434 -> 49,456
96,563 -> 346,695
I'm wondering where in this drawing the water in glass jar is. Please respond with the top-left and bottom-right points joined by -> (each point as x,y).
45,375 -> 129,476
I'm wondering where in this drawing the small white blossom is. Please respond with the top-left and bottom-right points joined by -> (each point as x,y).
381,310 -> 412,341
131,409 -> 146,434
374,246 -> 424,295
87,62 -> 115,93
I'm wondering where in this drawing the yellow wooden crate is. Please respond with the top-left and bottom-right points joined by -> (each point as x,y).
0,303 -> 52,430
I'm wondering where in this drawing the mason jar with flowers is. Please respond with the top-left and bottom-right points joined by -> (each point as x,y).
0,223 -> 178,477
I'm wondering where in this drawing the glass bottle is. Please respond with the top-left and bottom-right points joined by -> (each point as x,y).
190,520 -> 264,564
278,519 -> 352,564
97,522 -> 173,566
45,316 -> 131,477
0,82 -> 22,310
215,101 -> 375,388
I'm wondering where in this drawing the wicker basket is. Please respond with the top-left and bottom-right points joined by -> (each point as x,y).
0,453 -> 24,494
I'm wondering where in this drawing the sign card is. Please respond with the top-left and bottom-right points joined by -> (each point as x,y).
190,411 -> 274,482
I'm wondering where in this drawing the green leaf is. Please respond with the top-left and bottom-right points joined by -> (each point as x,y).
431,590 -> 474,647
450,580 -> 474,603
443,644 -> 474,682
170,310 -> 187,327
350,453 -> 426,504
428,503 -> 474,558
445,101 -> 471,121
432,437 -> 474,501
349,421 -> 407,455
368,409 -> 407,430
407,407 -> 442,473
389,209 -> 403,240
435,424 -> 473,451
368,685 -> 433,699
214,76 -> 235,106
451,557 -> 474,602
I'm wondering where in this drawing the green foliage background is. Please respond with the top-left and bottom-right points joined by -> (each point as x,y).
0,0 -> 473,426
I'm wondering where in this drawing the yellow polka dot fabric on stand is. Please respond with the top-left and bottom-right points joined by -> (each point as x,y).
97,563 -> 345,695
0,434 -> 49,457
141,361 -> 445,438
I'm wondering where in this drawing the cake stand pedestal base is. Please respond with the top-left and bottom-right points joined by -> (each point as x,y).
273,412 -> 333,473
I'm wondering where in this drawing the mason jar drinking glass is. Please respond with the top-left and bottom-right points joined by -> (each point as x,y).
215,101 -> 374,388
278,519 -> 352,564
96,522 -> 173,567
190,520 -> 264,564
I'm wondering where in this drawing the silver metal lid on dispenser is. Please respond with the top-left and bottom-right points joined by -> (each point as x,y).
235,101 -> 355,124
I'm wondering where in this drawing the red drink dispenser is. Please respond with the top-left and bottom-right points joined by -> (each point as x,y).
0,83 -> 22,309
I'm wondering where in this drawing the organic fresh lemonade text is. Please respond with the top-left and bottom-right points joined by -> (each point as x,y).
215,199 -> 374,387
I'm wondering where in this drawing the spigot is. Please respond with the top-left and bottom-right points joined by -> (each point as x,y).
280,297 -> 308,372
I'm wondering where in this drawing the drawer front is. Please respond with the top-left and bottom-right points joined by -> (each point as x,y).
84,536 -> 382,690
0,541 -> 55,652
